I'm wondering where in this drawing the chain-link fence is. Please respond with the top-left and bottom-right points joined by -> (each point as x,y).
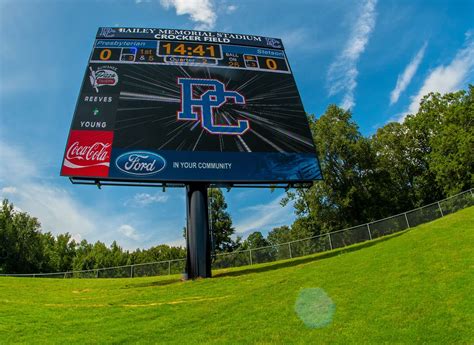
1,189 -> 472,278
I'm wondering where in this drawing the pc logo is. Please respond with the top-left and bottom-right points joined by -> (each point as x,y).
177,78 -> 250,135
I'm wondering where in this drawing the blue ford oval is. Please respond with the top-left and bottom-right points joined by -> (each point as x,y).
115,151 -> 166,176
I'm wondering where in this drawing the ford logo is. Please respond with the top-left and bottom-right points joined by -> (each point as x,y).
115,151 -> 166,176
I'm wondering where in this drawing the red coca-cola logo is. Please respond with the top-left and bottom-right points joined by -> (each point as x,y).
66,142 -> 110,161
61,130 -> 114,177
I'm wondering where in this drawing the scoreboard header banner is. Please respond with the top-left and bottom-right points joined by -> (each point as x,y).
96,27 -> 284,50
61,27 -> 322,184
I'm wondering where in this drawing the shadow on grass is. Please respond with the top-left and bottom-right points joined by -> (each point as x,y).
120,230 -> 409,284
122,278 -> 181,289
214,230 -> 408,279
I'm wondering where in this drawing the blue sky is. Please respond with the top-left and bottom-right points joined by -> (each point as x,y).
0,0 -> 473,250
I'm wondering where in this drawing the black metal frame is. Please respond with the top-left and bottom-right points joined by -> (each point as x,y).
69,177 -> 313,191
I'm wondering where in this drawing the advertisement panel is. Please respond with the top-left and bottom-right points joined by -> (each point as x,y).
61,27 -> 322,183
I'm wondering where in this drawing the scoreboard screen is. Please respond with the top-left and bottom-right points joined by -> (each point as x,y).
61,27 -> 322,183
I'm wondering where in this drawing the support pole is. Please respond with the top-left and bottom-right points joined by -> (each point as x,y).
437,202 -> 444,217
185,183 -> 212,279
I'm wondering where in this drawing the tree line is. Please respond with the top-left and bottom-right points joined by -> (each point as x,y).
0,199 -> 187,274
1,86 -> 472,274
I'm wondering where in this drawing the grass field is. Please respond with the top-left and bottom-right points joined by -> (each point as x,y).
1,207 -> 473,344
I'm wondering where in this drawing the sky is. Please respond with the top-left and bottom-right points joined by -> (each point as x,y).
0,0 -> 473,251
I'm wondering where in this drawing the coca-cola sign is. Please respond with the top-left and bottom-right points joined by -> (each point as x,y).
61,130 -> 114,177
89,66 -> 118,93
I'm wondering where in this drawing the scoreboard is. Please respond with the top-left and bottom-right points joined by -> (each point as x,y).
61,27 -> 322,184
91,39 -> 289,73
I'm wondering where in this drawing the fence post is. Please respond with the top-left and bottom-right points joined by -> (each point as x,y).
96,269 -> 99,278
404,213 -> 410,228
327,233 -> 333,250
367,223 -> 372,240
130,265 -> 134,278
437,201 -> 444,217
249,249 -> 253,265
168,261 -> 171,275
288,242 -> 293,259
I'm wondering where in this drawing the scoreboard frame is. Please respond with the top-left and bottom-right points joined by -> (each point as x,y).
61,27 -> 322,187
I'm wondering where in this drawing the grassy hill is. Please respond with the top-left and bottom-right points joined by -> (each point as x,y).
0,207 -> 473,344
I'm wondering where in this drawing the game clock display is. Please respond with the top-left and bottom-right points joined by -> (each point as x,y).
158,41 -> 222,59
61,27 -> 322,183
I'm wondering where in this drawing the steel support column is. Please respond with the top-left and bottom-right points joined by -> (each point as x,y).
185,183 -> 212,279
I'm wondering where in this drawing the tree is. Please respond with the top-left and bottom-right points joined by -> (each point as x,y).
284,106 -> 390,234
372,86 -> 473,206
40,232 -> 76,272
372,122 -> 419,212
208,188 -> 237,252
243,231 -> 269,249
267,225 -> 292,245
418,87 -> 473,195
72,240 -> 94,271
0,200 -> 44,273
1,199 -> 188,274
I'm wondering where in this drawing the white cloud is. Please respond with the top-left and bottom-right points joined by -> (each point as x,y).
279,28 -> 310,50
125,192 -> 169,207
160,0 -> 216,30
1,186 -> 17,194
225,4 -> 237,14
234,194 -> 295,234
24,184 -> 97,234
0,140 -> 119,243
390,42 -> 427,105
166,237 -> 186,247
397,36 -> 474,122
118,224 -> 141,241
0,141 -> 38,180
327,0 -> 377,110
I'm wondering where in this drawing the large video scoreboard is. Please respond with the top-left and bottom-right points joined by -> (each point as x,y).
61,27 -> 322,183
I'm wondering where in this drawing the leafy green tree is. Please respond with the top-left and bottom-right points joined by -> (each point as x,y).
267,225 -> 292,245
72,240 -> 94,271
402,109 -> 444,205
243,231 -> 269,249
284,106 -> 390,233
109,241 -> 129,267
373,86 -> 473,207
40,232 -> 76,272
418,87 -> 473,195
0,200 -> 44,273
239,231 -> 274,263
208,188 -> 237,252
372,122 -> 419,212
268,222 -> 315,244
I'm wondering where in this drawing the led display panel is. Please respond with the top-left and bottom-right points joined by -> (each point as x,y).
61,27 -> 322,183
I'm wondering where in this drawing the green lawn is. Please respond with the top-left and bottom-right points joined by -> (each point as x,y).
1,207 -> 473,344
